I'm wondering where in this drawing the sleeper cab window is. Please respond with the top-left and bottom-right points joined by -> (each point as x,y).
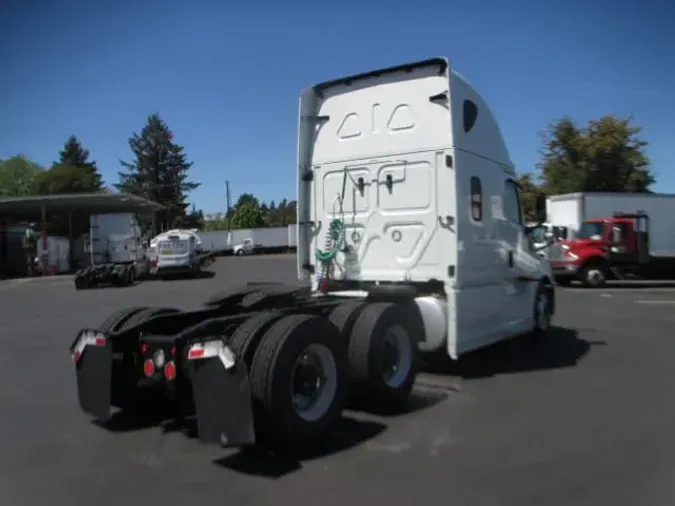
463,100 -> 478,133
470,176 -> 483,222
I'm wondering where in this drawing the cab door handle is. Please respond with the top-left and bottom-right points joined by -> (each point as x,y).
508,251 -> 514,268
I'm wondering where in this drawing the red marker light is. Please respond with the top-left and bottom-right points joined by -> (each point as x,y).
72,352 -> 81,364
143,359 -> 155,377
187,348 -> 204,359
95,336 -> 106,346
140,343 -> 149,354
170,346 -> 176,357
164,361 -> 176,381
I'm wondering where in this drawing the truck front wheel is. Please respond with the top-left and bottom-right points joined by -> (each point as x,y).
249,314 -> 349,451
580,262 -> 608,288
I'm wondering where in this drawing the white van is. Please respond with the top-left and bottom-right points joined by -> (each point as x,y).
297,57 -> 554,360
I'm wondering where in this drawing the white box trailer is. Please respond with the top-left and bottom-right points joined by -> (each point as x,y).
197,231 -> 229,253
547,192 -> 675,242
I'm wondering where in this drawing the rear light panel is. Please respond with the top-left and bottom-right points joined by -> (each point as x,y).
71,330 -> 107,363
139,337 -> 179,381
187,339 -> 236,370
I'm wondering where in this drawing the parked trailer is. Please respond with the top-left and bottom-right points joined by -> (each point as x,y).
546,192 -> 672,239
548,192 -> 675,286
74,213 -> 149,289
70,58 -> 554,454
232,226 -> 297,255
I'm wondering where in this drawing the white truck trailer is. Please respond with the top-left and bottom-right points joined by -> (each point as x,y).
546,192 -> 675,239
70,58 -> 554,455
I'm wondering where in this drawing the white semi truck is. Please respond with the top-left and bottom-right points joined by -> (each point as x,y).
70,58 -> 554,455
74,213 -> 150,289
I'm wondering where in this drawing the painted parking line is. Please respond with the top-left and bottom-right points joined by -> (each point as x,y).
635,299 -> 675,305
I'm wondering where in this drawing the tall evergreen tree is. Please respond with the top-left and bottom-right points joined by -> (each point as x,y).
53,135 -> 104,192
116,113 -> 200,227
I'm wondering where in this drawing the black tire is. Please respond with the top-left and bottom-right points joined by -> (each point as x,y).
348,302 -> 422,413
249,314 -> 348,451
555,276 -> 571,287
122,307 -> 181,331
228,311 -> 283,368
580,262 -> 607,288
74,270 -> 88,290
329,300 -> 367,339
531,282 -> 553,340
98,306 -> 149,334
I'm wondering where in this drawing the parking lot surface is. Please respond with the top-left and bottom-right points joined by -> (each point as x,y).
1,256 -> 674,506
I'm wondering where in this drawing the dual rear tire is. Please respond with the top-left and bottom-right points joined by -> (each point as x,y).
234,300 -> 422,452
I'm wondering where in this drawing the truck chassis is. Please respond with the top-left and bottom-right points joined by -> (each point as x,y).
74,262 -> 139,289
70,283 -> 424,453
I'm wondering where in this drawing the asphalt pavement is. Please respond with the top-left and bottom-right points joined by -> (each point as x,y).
1,256 -> 674,506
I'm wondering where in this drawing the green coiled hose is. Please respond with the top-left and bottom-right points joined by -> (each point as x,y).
315,218 -> 345,263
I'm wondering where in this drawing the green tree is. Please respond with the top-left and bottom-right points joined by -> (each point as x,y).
32,163 -> 103,195
538,115 -> 654,194
0,155 -> 44,196
517,173 -> 545,222
116,113 -> 200,227
51,135 -> 104,192
173,204 -> 205,229
231,194 -> 265,229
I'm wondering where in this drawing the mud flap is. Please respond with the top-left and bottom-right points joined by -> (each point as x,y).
74,343 -> 113,421
191,358 -> 255,447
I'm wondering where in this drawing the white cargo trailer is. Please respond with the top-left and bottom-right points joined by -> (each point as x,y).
546,192 -> 675,238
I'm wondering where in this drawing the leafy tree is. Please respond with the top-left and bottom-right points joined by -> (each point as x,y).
116,113 -> 200,228
0,155 -> 44,196
52,135 -> 104,192
31,163 -> 103,195
517,173 -> 545,222
538,115 -> 654,194
173,204 -> 205,229
231,195 -> 265,229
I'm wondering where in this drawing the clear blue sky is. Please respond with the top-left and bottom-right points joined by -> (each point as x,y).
1,0 -> 673,214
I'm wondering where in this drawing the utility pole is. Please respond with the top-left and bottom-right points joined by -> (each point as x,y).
225,180 -> 231,232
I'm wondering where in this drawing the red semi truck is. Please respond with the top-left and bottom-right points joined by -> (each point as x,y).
549,211 -> 675,287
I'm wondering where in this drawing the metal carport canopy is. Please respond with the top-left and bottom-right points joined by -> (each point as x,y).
0,192 -> 165,220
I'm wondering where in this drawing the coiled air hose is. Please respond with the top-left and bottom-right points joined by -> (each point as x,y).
315,218 -> 345,263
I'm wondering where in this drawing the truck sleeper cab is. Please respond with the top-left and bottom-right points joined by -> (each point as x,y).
70,58 -> 554,455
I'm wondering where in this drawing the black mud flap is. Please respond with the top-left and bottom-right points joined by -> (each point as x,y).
74,343 -> 113,421
191,358 -> 255,447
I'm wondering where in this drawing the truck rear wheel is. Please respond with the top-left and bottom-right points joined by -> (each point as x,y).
98,306 -> 149,333
329,300 -> 367,338
348,302 -> 422,413
228,311 -> 283,367
249,314 -> 348,451
531,282 -> 553,339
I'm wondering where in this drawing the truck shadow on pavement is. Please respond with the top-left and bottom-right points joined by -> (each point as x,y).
98,385 -> 448,477
563,281 -> 675,290
143,270 -> 217,281
423,326 -> 606,379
